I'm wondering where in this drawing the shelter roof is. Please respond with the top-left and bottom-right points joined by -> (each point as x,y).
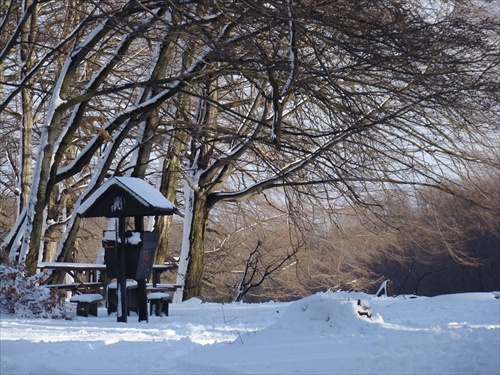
77,176 -> 179,218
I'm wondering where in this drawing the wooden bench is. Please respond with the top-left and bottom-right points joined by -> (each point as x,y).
70,294 -> 103,317
107,281 -> 139,316
147,292 -> 171,317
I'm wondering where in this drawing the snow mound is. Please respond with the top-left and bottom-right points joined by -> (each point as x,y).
271,292 -> 381,333
182,297 -> 204,306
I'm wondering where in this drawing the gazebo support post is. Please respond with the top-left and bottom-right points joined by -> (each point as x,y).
137,279 -> 148,322
117,213 -> 128,323
135,216 -> 149,322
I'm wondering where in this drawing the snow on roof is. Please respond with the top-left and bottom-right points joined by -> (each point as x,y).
77,176 -> 178,217
114,177 -> 174,210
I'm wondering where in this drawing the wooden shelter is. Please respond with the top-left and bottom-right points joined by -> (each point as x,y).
77,176 -> 179,322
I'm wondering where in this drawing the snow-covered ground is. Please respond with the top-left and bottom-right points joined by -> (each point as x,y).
1,291 -> 499,374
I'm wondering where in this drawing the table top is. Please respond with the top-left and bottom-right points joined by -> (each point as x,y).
37,262 -> 107,270
37,262 -> 177,271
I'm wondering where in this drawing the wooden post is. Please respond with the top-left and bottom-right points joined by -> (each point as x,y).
117,202 -> 128,323
137,279 -> 148,322
134,216 -> 148,322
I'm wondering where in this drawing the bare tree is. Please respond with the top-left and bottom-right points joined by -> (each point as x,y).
1,1 -> 234,272
198,195 -> 302,302
1,1 -> 498,308
373,171 -> 500,296
168,0 -> 499,300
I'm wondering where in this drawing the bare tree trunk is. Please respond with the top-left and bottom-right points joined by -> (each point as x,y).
154,153 -> 181,264
155,109 -> 190,264
19,0 -> 37,212
23,111 -> 64,273
175,182 -> 210,302
19,92 -> 33,213
0,1 -> 8,103
184,192 -> 210,300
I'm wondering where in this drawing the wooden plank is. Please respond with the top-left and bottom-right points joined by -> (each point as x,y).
44,282 -> 104,290
43,283 -> 80,290
146,283 -> 182,292
37,262 -> 107,271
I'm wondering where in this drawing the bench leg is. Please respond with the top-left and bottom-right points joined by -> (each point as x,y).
127,287 -> 138,316
154,300 -> 163,316
107,301 -> 117,315
107,289 -> 117,315
76,302 -> 90,317
162,300 -> 169,317
76,301 -> 99,317
89,301 -> 99,317
149,299 -> 164,316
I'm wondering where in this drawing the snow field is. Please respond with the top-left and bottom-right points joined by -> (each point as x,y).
1,292 -> 499,374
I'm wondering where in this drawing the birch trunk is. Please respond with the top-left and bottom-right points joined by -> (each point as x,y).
18,0 -> 37,213
19,90 -> 33,213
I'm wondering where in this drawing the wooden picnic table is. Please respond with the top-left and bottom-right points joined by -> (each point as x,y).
37,261 -> 177,290
38,261 -> 179,320
38,262 -> 107,284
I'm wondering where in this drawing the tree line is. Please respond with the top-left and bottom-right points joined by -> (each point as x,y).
1,0 -> 498,301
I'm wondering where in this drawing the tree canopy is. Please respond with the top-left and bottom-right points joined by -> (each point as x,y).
1,0 -> 498,300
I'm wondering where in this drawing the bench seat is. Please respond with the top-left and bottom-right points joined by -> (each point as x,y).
70,294 -> 103,317
147,292 -> 171,317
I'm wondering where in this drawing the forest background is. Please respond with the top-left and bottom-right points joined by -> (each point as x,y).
1,0 -> 499,303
